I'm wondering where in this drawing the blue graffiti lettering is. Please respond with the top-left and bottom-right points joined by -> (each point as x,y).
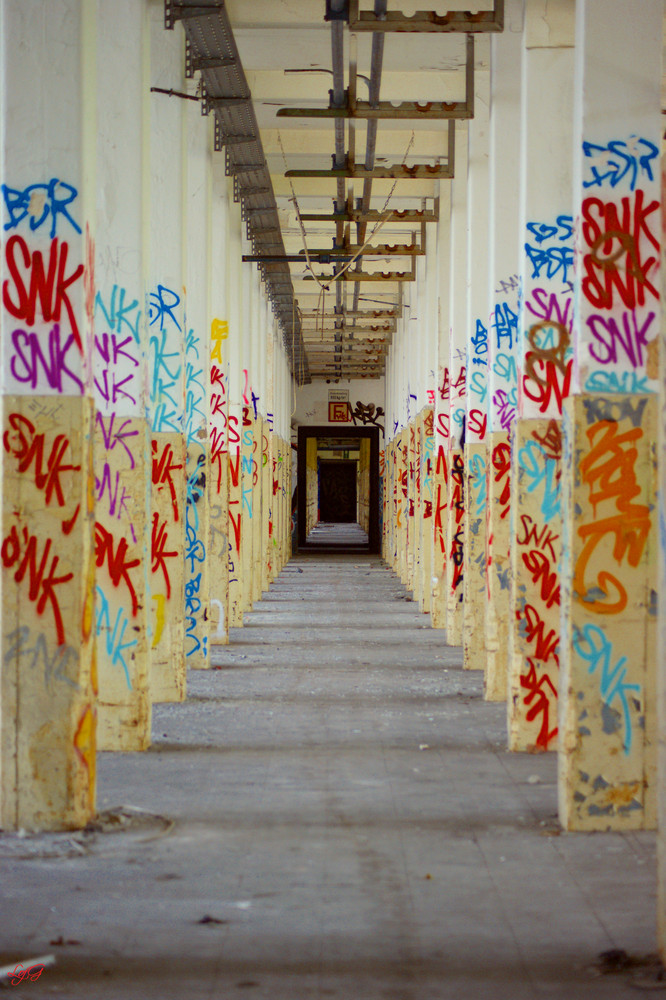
149,285 -> 181,332
582,136 -> 659,193
492,301 -> 518,351
2,178 -> 81,238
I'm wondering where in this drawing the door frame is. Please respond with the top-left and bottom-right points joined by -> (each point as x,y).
297,425 -> 381,553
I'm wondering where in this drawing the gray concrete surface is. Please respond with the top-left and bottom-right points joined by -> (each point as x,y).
0,555 -> 658,999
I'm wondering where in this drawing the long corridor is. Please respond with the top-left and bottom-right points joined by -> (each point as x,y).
0,557 -> 657,999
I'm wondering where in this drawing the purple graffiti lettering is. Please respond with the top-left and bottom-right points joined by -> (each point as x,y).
587,310 -> 656,369
10,324 -> 83,393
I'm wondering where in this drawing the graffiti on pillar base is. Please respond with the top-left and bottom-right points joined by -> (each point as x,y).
514,422 -> 563,751
449,453 -> 465,595
572,624 -> 641,755
573,416 -> 650,616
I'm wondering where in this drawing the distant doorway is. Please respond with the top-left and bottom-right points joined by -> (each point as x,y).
319,460 -> 357,522
297,425 -> 380,553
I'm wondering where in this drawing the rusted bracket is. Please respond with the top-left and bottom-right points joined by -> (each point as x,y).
278,37 -> 473,120
165,1 -> 222,29
347,0 -> 503,32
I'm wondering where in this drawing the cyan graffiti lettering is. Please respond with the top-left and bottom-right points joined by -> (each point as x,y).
95,585 -> 135,689
573,623 -> 640,754
517,440 -> 560,520
95,285 -> 141,344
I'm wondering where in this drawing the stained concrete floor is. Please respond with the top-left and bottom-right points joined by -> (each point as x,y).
0,555 -> 658,999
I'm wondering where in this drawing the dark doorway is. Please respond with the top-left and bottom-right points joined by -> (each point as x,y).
297,425 -> 380,554
319,461 -> 357,522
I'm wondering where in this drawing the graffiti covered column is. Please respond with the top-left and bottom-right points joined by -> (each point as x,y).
94,0 -> 151,748
431,188 -> 451,629
148,10 -> 187,701
463,57 -> 490,672
485,0 -> 523,700
1,0 -> 97,828
446,122 -> 468,645
559,0 -> 661,831
183,87 -> 211,669
208,157 -> 229,646
508,2 -> 574,753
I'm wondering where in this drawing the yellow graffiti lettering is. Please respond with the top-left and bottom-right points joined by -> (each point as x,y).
211,318 -> 229,362
152,593 -> 167,648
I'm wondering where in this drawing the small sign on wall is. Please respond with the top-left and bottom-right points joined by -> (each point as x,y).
328,401 -> 350,422
328,389 -> 349,403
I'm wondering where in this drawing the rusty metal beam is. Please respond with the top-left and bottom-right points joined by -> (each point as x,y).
300,209 -> 438,223
303,270 -> 415,282
286,161 -> 452,179
347,0 -> 503,32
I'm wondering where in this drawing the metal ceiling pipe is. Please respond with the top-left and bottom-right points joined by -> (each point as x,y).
330,0 -> 348,358
352,0 -> 387,324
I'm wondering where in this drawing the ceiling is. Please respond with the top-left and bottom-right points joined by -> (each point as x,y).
220,0 -> 500,382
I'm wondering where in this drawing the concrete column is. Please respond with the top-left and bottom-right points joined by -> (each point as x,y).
659,82 -> 666,962
508,1 -> 574,752
183,91 -> 211,668
485,0 -> 523,701
226,197 -> 243,626
93,0 -> 151,745
148,8 -> 187,701
208,158 -> 229,646
446,121 -> 468,644
431,189 -> 451,629
1,0 -> 96,829
463,57 -> 490,671
559,0 -> 661,831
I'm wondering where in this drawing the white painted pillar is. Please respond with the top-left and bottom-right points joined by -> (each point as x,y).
147,8 -> 187,701
508,1 -> 574,752
463,57 -> 490,671
485,0 -> 523,701
1,0 -> 97,829
559,0 -> 661,832
93,0 -> 151,746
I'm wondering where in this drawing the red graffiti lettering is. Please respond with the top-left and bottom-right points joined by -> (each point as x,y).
1,524 -> 73,645
3,235 -> 84,348
519,660 -> 558,751
151,513 -> 177,598
491,441 -> 511,520
3,412 -> 80,507
152,439 -> 182,521
582,190 -> 660,310
94,523 -> 140,617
